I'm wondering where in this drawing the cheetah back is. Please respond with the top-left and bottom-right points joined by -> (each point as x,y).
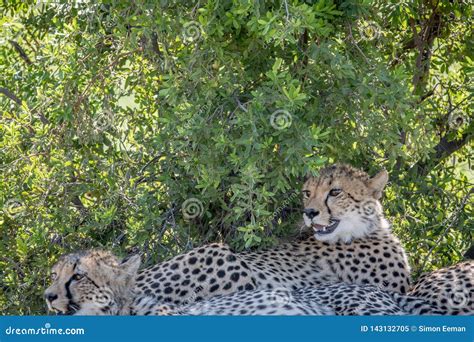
135,243 -> 256,305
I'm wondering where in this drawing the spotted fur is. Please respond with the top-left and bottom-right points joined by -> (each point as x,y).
45,250 -> 440,316
139,284 -> 442,316
134,243 -> 257,305
408,261 -> 473,315
44,250 -> 330,315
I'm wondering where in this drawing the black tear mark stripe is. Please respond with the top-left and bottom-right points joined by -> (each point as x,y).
65,276 -> 74,300
65,262 -> 77,300
324,194 -> 332,216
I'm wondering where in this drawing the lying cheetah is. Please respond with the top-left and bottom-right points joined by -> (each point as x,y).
44,250 -> 439,316
46,164 -> 411,312
408,261 -> 473,315
44,249 -> 330,315
169,284 -> 442,316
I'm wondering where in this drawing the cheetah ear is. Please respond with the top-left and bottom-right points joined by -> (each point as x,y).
368,170 -> 388,199
120,254 -> 141,278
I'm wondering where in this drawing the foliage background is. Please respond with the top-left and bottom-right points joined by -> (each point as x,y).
0,0 -> 472,314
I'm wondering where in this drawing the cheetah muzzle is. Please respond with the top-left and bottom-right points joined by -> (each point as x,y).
312,219 -> 340,235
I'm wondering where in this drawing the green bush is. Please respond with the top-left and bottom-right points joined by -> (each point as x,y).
0,0 -> 472,314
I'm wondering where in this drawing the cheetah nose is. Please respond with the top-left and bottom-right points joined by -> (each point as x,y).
45,293 -> 58,303
303,208 -> 320,219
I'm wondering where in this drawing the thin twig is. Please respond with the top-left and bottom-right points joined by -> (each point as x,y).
347,24 -> 369,63
283,0 -> 290,23
234,96 -> 248,113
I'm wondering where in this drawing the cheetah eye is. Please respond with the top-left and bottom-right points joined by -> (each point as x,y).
302,190 -> 311,199
329,189 -> 342,197
72,273 -> 85,281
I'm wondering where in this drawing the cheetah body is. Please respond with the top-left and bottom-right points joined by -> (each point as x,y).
45,250 -> 437,316
136,284 -> 441,316
409,261 -> 473,315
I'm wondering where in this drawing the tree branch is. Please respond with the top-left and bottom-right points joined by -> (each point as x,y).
409,129 -> 472,177
0,87 -> 22,105
0,87 -> 50,125
9,40 -> 32,65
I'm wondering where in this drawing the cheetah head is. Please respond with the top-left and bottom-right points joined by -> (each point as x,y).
302,164 -> 389,243
44,250 -> 141,315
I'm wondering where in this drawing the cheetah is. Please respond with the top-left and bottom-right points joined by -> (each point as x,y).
408,261 -> 473,315
44,249 -> 140,315
44,249 -> 439,316
44,249 -> 330,315
237,164 -> 411,294
46,164 -> 411,311
170,284 -> 443,316
45,245 -> 256,312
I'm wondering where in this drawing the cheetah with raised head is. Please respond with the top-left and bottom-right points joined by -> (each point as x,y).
238,164 -> 411,294
46,164 -> 411,310
44,249 -> 439,316
408,261 -> 473,315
